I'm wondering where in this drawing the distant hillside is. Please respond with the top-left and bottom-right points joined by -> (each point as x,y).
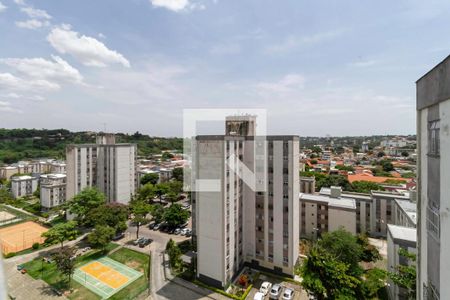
0,129 -> 183,164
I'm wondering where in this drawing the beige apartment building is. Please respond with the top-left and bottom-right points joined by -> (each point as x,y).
10,175 -> 38,199
300,187 -> 357,239
66,134 -> 137,204
193,117 -> 299,288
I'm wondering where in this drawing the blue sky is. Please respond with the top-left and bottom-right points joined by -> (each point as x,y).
0,0 -> 449,136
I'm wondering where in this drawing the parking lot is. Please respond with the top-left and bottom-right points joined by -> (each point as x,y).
247,273 -> 308,300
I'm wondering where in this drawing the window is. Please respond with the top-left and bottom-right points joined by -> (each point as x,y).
428,120 -> 440,155
427,205 -> 440,240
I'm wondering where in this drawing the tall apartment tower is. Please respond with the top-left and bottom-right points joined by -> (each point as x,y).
193,116 -> 299,288
66,134 -> 137,204
417,56 -> 450,300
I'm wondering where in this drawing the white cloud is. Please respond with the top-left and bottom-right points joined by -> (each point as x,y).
16,19 -> 50,29
0,73 -> 59,92
0,101 -> 22,113
20,6 -> 51,19
150,0 -> 189,12
47,24 -> 130,68
0,92 -> 45,101
265,29 -> 346,54
14,0 -> 26,6
1,55 -> 83,84
0,1 -> 7,12
255,73 -> 305,94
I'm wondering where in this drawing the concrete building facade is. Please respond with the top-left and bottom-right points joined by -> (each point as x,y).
40,174 -> 66,209
416,55 -> 450,300
387,225 -> 417,300
10,175 -> 38,199
66,134 -> 137,204
193,117 -> 299,288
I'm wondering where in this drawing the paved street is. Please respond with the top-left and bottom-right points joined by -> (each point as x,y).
124,222 -> 228,300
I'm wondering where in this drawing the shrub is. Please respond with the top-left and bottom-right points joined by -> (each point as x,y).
32,242 -> 40,250
5,252 -> 16,258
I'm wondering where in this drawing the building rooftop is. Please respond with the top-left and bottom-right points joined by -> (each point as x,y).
11,175 -> 35,180
387,224 -> 417,243
300,193 -> 356,210
319,187 -> 372,201
395,199 -> 417,225
40,173 -> 66,179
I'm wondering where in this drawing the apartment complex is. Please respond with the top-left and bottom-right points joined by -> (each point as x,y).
40,174 -> 66,209
0,160 -> 66,181
66,134 -> 137,204
300,188 -> 356,239
10,175 -> 38,199
192,116 -> 299,288
416,56 -> 450,299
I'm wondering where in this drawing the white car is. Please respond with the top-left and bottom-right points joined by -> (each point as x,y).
269,284 -> 282,299
282,288 -> 294,300
260,281 -> 272,296
253,292 -> 265,300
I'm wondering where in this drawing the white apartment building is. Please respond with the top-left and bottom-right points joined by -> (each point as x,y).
392,199 -> 417,229
416,56 -> 450,299
300,188 -> 356,239
10,175 -> 38,199
40,174 -> 66,209
66,134 -> 137,205
0,166 -> 18,181
387,224 -> 417,300
50,161 -> 66,174
193,117 -> 299,288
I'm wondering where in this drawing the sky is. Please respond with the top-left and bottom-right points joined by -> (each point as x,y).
0,0 -> 450,137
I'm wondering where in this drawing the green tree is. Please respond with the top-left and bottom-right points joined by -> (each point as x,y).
150,204 -> 165,223
381,160 -> 394,172
138,183 -> 156,202
172,167 -> 183,181
42,221 -> 78,250
357,234 -> 382,262
66,188 -> 105,224
162,152 -> 174,160
166,191 -> 179,205
53,247 -> 76,288
87,225 -> 115,251
154,183 -> 169,203
361,268 -> 387,298
85,203 -> 128,233
377,152 -> 385,158
130,199 -> 152,239
163,203 -> 189,227
388,249 -> 416,299
301,246 -> 361,300
318,229 -> 364,276
0,187 -> 12,203
351,181 -> 385,193
311,146 -> 322,154
166,239 -> 182,270
140,173 -> 159,186
401,151 -> 409,157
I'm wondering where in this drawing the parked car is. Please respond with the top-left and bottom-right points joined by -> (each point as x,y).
253,292 -> 265,300
138,238 -> 153,248
260,281 -> 272,296
182,203 -> 190,210
133,237 -> 145,246
82,246 -> 92,252
153,223 -> 161,231
17,265 -> 24,271
282,288 -> 294,300
112,232 -> 125,241
269,284 -> 282,299
174,228 -> 181,235
149,223 -> 156,229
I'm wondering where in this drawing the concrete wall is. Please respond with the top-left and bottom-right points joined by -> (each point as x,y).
328,208 -> 356,234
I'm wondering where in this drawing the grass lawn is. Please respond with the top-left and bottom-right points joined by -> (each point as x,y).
22,243 -> 120,300
22,244 -> 150,300
107,247 -> 150,300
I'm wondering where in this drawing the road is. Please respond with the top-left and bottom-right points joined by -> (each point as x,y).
125,222 -> 227,300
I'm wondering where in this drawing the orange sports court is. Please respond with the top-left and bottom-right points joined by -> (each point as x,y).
0,221 -> 48,254
73,257 -> 143,299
